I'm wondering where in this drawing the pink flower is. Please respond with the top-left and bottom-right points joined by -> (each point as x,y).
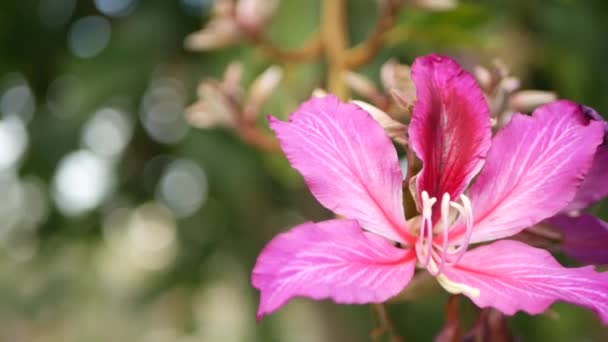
251,54 -> 608,323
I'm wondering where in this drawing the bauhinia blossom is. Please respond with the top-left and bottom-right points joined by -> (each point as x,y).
251,54 -> 608,323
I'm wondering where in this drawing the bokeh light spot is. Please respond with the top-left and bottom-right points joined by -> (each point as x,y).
94,0 -> 137,17
140,79 -> 189,144
52,150 -> 114,216
0,116 -> 28,171
82,107 -> 133,158
0,73 -> 36,123
68,16 -> 112,58
157,159 -> 207,218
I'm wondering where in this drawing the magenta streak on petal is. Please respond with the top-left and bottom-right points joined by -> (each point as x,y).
546,214 -> 608,265
409,54 -> 491,210
440,240 -> 608,324
449,100 -> 605,245
252,219 -> 416,320
269,95 -> 413,244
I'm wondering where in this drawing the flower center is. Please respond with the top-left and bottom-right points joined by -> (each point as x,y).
414,190 -> 474,277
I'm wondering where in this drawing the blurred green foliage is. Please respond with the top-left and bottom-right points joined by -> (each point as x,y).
0,0 -> 606,341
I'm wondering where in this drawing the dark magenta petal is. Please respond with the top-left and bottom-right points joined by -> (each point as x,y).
547,214 -> 608,265
252,219 -> 416,320
409,54 -> 491,201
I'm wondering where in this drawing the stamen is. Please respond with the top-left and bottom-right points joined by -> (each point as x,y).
436,193 -> 451,275
425,212 -> 433,267
417,191 -> 436,267
445,194 -> 474,266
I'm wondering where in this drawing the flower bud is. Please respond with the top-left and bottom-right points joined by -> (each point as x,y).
187,82 -> 239,129
473,65 -> 492,91
244,65 -> 283,120
221,61 -> 244,95
345,72 -> 381,100
213,0 -> 235,17
508,90 -> 557,113
499,76 -> 520,94
236,0 -> 279,34
184,19 -> 241,51
381,59 -> 416,109
352,100 -> 407,145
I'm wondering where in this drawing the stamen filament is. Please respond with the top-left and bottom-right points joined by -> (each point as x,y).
445,194 -> 473,266
417,191 -> 436,268
416,192 -> 474,276
436,193 -> 451,275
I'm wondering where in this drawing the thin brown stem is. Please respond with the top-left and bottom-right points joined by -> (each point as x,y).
237,123 -> 281,153
345,0 -> 403,69
370,304 -> 402,342
321,0 -> 349,99
242,30 -> 323,63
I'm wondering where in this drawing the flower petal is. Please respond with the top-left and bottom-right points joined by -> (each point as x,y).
563,105 -> 608,211
409,54 -> 491,202
252,219 -> 416,320
546,214 -> 608,265
461,100 -> 605,244
565,145 -> 608,212
270,95 -> 410,243
438,240 -> 608,324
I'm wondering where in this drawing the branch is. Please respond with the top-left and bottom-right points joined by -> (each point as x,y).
321,0 -> 349,99
243,30 -> 323,63
345,0 -> 403,69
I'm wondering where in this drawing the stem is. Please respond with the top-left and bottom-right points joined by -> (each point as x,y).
242,30 -> 323,63
321,0 -> 349,99
237,123 -> 281,153
345,0 -> 402,69
370,304 -> 402,342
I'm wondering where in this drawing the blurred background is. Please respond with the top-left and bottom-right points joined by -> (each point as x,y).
0,0 -> 607,341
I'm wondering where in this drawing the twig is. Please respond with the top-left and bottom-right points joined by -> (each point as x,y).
242,30 -> 323,63
370,304 -> 402,342
321,0 -> 349,99
345,0 -> 403,69
236,122 -> 281,153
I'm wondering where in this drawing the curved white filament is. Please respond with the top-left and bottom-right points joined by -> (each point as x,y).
432,193 -> 451,276
416,192 -> 474,276
416,191 -> 436,268
445,194 -> 473,266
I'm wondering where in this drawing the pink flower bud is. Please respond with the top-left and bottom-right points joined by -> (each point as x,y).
187,82 -> 238,129
244,65 -> 283,120
381,59 -> 416,108
509,90 -> 557,113
184,19 -> 241,51
345,72 -> 381,100
236,0 -> 279,34
352,100 -> 407,145
473,65 -> 492,91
